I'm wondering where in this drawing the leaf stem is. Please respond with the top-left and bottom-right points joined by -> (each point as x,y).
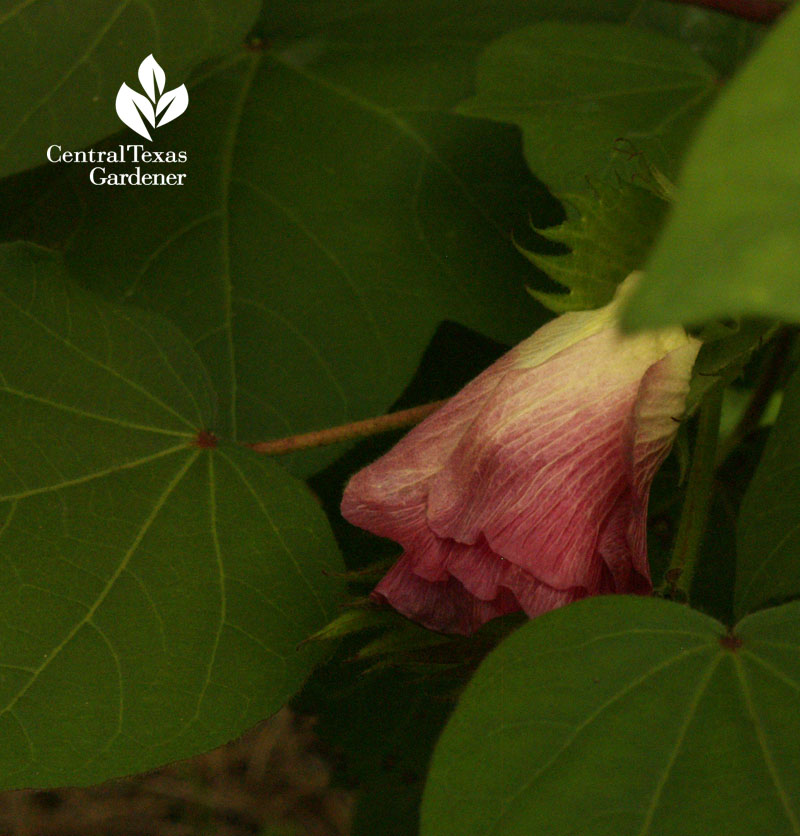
665,385 -> 724,599
665,0 -> 786,23
249,400 -> 448,455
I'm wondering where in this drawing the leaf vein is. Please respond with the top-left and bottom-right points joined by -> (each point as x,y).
486,643 -> 714,835
636,654 -> 723,835
733,655 -> 800,834
0,283 -> 195,431
0,442 -> 191,502
0,449 -> 199,720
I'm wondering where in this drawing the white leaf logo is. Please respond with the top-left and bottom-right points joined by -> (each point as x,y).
115,55 -> 188,141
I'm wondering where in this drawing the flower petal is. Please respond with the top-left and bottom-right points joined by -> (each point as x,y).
595,489 -> 650,592
425,325 -> 690,589
371,536 -> 585,634
343,271 -> 701,635
341,350 -> 519,542
371,552 -> 519,634
631,340 -> 703,500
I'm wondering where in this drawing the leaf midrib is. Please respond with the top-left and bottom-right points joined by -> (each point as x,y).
0,382 -> 195,438
635,654 -> 723,836
734,654 -> 800,834
217,51 -> 260,439
0,442 -> 190,503
484,642 -> 716,836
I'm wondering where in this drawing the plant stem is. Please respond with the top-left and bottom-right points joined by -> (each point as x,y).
249,400 -> 448,455
715,327 -> 795,466
666,386 -> 724,599
666,0 -> 785,22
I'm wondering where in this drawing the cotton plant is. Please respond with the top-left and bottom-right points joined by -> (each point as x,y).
0,1 -> 798,836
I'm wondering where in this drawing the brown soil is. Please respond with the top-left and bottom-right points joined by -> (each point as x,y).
0,710 -> 352,836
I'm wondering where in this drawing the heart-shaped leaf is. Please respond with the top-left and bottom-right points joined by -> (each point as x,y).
0,0 -> 751,483
0,243 -> 344,788
422,596 -> 800,836
0,0 -> 743,481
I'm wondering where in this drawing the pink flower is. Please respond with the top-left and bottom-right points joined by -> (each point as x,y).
341,274 -> 701,635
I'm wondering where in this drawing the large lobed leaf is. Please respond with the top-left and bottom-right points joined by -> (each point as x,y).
0,54 -> 555,477
422,596 -> 800,836
0,0 -> 260,178
623,2 -> 800,330
0,0 -> 709,479
0,243 -> 343,787
457,22 -> 718,193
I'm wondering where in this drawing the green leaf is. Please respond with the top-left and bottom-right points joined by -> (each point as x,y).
422,596 -> 800,836
0,1 -> 681,479
457,22 -> 718,193
736,364 -> 800,618
524,179 -> 668,312
0,0 -> 260,179
1,52 -> 557,478
630,1 -> 763,76
254,0 -> 642,43
0,243 -> 344,788
691,427 -> 769,625
623,3 -> 800,330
